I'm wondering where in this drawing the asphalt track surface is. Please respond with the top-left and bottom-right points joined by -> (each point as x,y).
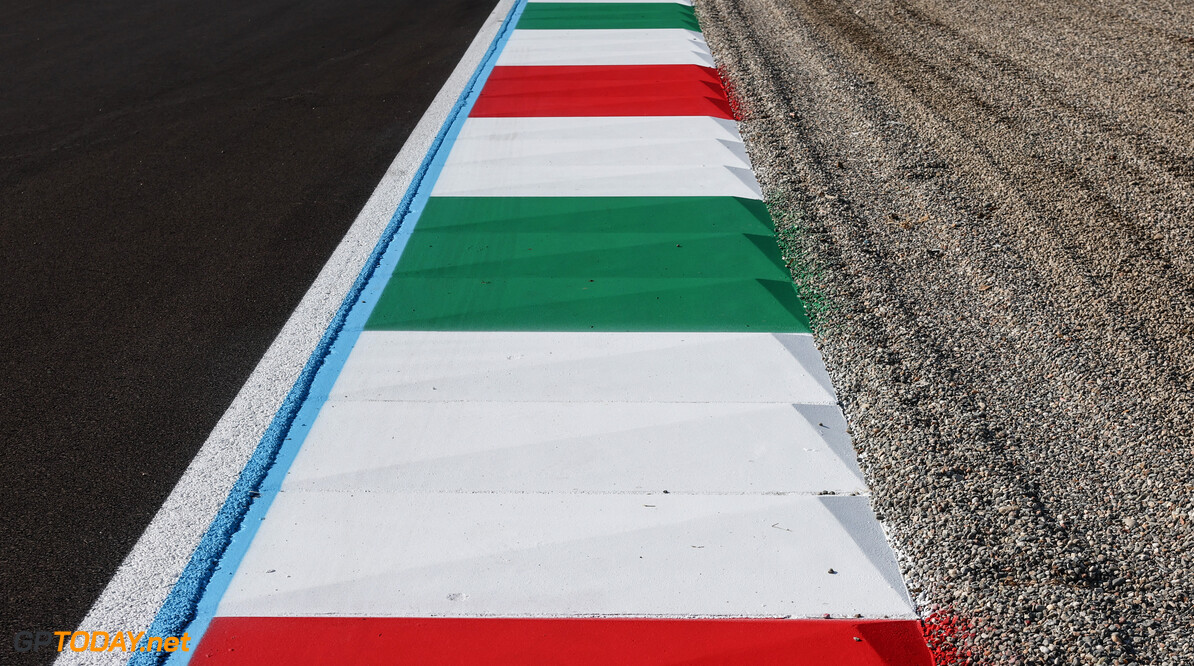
0,0 -> 496,662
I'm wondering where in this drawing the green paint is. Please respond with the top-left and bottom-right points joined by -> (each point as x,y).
365,197 -> 810,332
410,197 -> 776,234
516,3 -> 700,30
365,277 -> 807,332
768,190 -> 834,327
394,233 -> 789,279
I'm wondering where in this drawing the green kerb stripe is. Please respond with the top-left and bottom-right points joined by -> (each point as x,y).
516,3 -> 701,30
364,197 -> 810,333
366,277 -> 806,332
393,232 -> 791,279
409,197 -> 774,234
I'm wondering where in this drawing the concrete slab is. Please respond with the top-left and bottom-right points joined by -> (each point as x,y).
278,401 -> 868,494
498,29 -> 714,69
517,3 -> 700,31
433,116 -> 761,198
216,492 -> 916,618
471,64 -> 732,119
194,616 -> 934,666
329,331 -> 839,404
406,196 -> 775,235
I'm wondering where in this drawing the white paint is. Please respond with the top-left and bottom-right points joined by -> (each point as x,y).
55,1 -> 520,664
217,492 -> 916,619
433,116 -> 762,198
330,331 -> 837,405
280,401 -> 867,494
499,29 -> 714,67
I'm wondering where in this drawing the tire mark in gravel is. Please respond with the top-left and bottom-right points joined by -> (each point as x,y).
713,0 -> 1194,430
696,0 -> 1194,662
883,0 -> 1194,277
794,0 -> 1194,375
890,0 -> 1194,185
851,0 -> 1194,405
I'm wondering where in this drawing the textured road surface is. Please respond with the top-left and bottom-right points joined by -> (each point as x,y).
695,0 -> 1193,663
0,0 -> 494,662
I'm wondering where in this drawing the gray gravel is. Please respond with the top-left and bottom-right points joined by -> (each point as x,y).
694,0 -> 1194,663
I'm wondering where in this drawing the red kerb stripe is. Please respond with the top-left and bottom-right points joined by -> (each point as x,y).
193,616 -> 933,665
470,65 -> 734,118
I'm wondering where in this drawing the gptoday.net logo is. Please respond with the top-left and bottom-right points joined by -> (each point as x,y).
13,630 -> 192,655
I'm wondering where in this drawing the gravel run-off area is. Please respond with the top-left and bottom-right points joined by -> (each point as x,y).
694,0 -> 1194,663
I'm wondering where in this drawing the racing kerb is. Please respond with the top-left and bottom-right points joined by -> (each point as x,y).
158,1 -> 935,663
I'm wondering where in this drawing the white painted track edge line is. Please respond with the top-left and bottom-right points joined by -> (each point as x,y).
55,1 -> 516,663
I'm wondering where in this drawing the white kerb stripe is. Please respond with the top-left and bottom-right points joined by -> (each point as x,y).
216,492 -> 916,619
279,401 -> 868,494
498,30 -> 714,67
432,116 -> 762,199
329,332 -> 837,404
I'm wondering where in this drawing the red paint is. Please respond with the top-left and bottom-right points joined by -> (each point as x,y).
193,616 -> 933,665
471,65 -> 735,119
921,609 -> 973,665
717,67 -> 745,121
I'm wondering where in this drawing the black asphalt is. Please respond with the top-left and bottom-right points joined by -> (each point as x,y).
0,0 -> 496,661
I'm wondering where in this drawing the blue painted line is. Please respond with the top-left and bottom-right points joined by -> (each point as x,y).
137,2 -> 528,663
